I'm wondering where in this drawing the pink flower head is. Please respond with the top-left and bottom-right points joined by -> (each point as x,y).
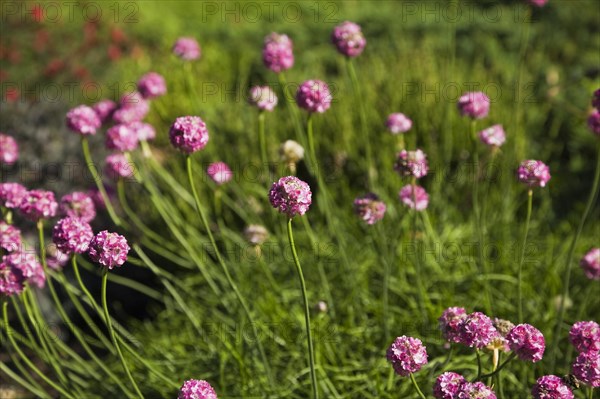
386,113 -> 412,134
528,0 -> 548,7
262,33 -> 294,73
588,110 -> 600,136
580,248 -> 600,280
207,162 -> 233,185
517,160 -> 551,188
0,133 -> 19,165
296,80 -> 332,113
0,183 -> 28,209
112,92 -> 150,124
4,251 -> 44,288
458,92 -> 490,120
386,335 -> 428,376
570,321 -> 600,354
46,243 -> 69,270
592,89 -> 600,111
66,105 -> 101,135
52,217 -> 93,254
137,72 -> 167,99
19,190 -> 57,221
88,230 -> 130,269
572,351 -> 600,387
439,307 -> 468,343
105,153 -> 136,180
249,86 -> 278,112
169,116 -> 210,154
178,379 -> 217,399
399,184 -> 429,211
0,257 -> 25,296
506,324 -> 545,362
394,149 -> 428,178
173,37 -> 201,61
331,21 -> 366,58
433,372 -> 466,399
478,125 -> 506,147
458,312 -> 497,349
60,191 -> 96,223
353,193 -> 386,225
457,382 -> 496,399
0,221 -> 22,252
106,124 -> 139,152
130,121 -> 156,141
268,176 -> 312,218
532,375 -> 574,399
92,99 -> 117,124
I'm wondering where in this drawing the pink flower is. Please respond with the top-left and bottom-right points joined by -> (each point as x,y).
458,312 -> 497,349
580,248 -> 600,280
394,149 -> 428,178
433,372 -> 466,399
458,92 -> 490,119
0,183 -> 28,209
66,105 -> 101,135
457,382 -> 496,399
331,21 -> 366,58
0,257 -> 25,296
569,321 -> 600,354
262,33 -> 294,73
129,121 -> 156,141
296,80 -> 332,113
517,160 -> 551,188
528,0 -> 548,7
268,176 -> 312,218
88,230 -> 130,269
52,217 -> 94,254
4,252 -> 44,288
169,116 -> 210,154
178,379 -> 217,399
532,375 -> 574,399
386,113 -> 412,134
92,100 -> 117,124
439,307 -> 468,343
0,133 -> 19,165
399,184 -> 429,211
112,92 -> 150,124
353,193 -> 386,225
173,37 -> 201,61
572,351 -> 600,387
105,153 -> 136,180
106,124 -> 139,152
207,162 -> 233,185
506,324 -> 545,362
60,191 -> 96,223
0,221 -> 21,252
249,86 -> 278,112
19,190 -> 58,221
386,335 -> 428,376
137,72 -> 167,99
588,110 -> 600,136
478,125 -> 506,147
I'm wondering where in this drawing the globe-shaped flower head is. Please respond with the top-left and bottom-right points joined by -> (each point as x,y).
106,124 -> 139,152
88,231 -> 130,269
262,33 -> 294,73
178,379 -> 217,399
66,105 -> 101,135
588,110 -> 600,136
137,72 -> 167,99
433,371 -> 466,399
0,257 -> 25,297
331,21 -> 366,58
19,190 -> 58,221
532,375 -> 574,399
0,183 -> 27,209
173,37 -> 201,61
4,252 -> 45,288
169,116 -> 210,154
458,312 -> 498,349
528,0 -> 548,7
353,193 -> 386,225
268,176 -> 312,218
60,191 -> 96,223
386,113 -> 412,134
570,321 -> 600,354
517,160 -> 551,188
130,121 -> 156,141
249,86 -> 278,112
439,307 -> 468,343
296,80 -> 332,113
0,221 -> 22,253
399,184 -> 429,211
386,335 -> 428,376
112,92 -> 150,124
207,162 -> 233,185
506,323 -> 545,362
479,125 -> 506,147
580,248 -> 600,280
394,149 -> 429,178
572,351 -> 600,387
457,92 -> 490,120
0,134 -> 19,165
92,99 -> 117,124
457,382 -> 496,399
52,217 -> 94,254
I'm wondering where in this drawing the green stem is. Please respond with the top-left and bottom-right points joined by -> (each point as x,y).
0,360 -> 51,399
258,111 -> 267,170
409,373 -> 427,399
3,301 -> 76,399
475,349 -> 482,380
101,270 -> 144,398
186,155 -> 273,385
287,219 -> 319,399
552,144 -> 600,368
478,352 -> 517,380
307,113 -> 316,172
588,387 -> 594,399
411,181 -> 428,320
81,137 -> 121,226
517,189 -> 533,323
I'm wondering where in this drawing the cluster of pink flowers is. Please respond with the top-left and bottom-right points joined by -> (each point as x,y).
386,113 -> 412,134
331,21 -> 366,58
0,221 -> 21,252
178,379 -> 217,399
517,160 -> 551,188
569,321 -> 600,388
458,92 -> 490,120
394,149 -> 429,178
296,79 -> 332,114
113,91 -> 150,125
0,182 -> 28,209
353,193 -> 386,225
88,230 -> 130,270
1,252 -> 45,295
580,247 -> 599,280
206,162 -> 233,185
506,323 -> 546,362
106,124 -> 139,152
268,176 -> 312,218
59,191 -> 96,223
92,99 -> 118,124
398,184 -> 429,211
248,86 -> 278,112
137,72 -> 167,99
66,105 -> 102,135
262,33 -> 294,73
52,217 -> 94,254
105,153 -> 136,180
0,133 -> 19,165
172,37 -> 201,61
19,190 -> 58,221
478,124 -> 506,147
169,116 -> 210,154
532,375 -> 574,399
386,335 -> 428,376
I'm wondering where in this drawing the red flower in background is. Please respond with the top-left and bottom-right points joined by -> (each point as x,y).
34,30 -> 50,53
5,87 -> 20,102
111,28 -> 127,44
108,44 -> 122,61
31,5 -> 44,23
44,59 -> 65,77
84,22 -> 98,45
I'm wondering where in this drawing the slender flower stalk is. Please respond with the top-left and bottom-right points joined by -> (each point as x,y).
101,270 -> 144,398
258,111 -> 267,169
306,113 -> 316,170
287,218 -> 319,399
409,373 -> 427,399
81,137 -> 121,226
517,189 -> 533,323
